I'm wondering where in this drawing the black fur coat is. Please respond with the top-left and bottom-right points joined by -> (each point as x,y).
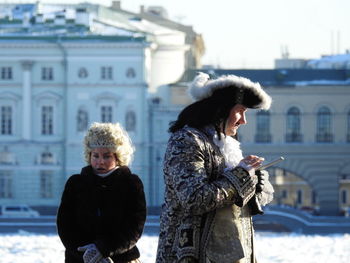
57,165 -> 146,263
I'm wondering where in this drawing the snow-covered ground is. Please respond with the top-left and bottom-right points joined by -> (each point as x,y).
0,231 -> 349,263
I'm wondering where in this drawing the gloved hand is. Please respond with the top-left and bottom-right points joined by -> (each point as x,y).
255,170 -> 266,193
77,243 -> 103,263
237,155 -> 264,177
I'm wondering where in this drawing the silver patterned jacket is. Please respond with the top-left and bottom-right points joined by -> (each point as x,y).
156,126 -> 274,263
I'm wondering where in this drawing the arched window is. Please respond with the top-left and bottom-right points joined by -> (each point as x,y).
316,106 -> 333,142
77,108 -> 89,132
1,106 -> 12,135
125,110 -> 136,132
126,68 -> 136,78
286,107 -> 302,142
78,67 -> 88,79
255,111 -> 271,143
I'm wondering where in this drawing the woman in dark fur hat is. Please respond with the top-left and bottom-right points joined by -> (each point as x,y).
156,72 -> 274,263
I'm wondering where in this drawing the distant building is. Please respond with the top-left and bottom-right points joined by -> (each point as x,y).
275,51 -> 350,70
150,69 -> 350,215
0,2 -> 204,213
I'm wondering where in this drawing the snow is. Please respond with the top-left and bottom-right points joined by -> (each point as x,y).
0,231 -> 349,263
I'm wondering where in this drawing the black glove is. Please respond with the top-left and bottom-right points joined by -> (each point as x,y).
255,170 -> 266,193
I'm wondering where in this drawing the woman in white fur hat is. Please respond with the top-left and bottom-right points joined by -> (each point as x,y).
57,122 -> 146,263
156,72 -> 274,263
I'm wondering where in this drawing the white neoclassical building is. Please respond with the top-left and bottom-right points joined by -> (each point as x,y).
0,2 -> 204,213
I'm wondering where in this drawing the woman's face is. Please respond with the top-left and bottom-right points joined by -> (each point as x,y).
90,147 -> 118,174
224,104 -> 248,136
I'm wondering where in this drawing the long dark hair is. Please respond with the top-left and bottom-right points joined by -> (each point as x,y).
169,87 -> 241,136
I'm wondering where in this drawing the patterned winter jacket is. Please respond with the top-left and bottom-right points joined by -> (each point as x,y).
156,126 -> 272,263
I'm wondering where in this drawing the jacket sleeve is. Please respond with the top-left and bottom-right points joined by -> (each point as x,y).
56,175 -> 83,257
165,130 -> 255,215
95,174 -> 147,257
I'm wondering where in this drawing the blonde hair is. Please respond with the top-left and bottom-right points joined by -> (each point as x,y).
83,122 -> 134,166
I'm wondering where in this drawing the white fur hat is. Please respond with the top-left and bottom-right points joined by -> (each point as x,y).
189,72 -> 272,110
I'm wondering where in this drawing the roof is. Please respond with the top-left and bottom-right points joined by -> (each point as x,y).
0,2 -> 184,39
181,69 -> 350,87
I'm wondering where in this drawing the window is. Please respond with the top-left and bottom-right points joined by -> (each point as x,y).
40,171 -> 53,198
316,106 -> 333,142
101,106 -> 112,123
41,152 -> 54,165
255,111 -> 271,143
101,66 -> 113,80
1,67 -> 12,80
125,110 -> 136,131
126,67 -> 136,78
0,170 -> 12,198
341,190 -> 347,204
41,67 -> 53,80
41,106 -> 53,135
1,106 -> 12,135
286,107 -> 302,142
297,189 -> 303,205
282,189 -> 287,199
78,67 -> 88,79
77,108 -> 89,132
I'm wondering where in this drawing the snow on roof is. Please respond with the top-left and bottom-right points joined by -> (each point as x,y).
0,2 -> 183,39
307,53 -> 350,69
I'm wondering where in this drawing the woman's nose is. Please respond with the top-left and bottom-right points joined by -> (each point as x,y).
240,114 -> 247,125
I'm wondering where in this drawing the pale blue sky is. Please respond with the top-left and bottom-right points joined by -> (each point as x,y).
3,0 -> 349,68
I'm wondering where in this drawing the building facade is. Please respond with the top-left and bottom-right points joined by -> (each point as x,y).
0,2 -> 201,212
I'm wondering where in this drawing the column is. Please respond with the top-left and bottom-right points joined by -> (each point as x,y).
21,61 -> 33,140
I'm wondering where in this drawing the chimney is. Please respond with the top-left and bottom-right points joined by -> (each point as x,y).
111,1 -> 121,10
75,8 -> 91,27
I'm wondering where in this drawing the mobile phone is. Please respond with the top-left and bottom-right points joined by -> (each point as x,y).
257,156 -> 284,170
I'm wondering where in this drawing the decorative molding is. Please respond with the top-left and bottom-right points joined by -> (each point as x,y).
21,60 -> 34,70
0,91 -> 22,102
93,92 -> 121,106
33,91 -> 62,104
